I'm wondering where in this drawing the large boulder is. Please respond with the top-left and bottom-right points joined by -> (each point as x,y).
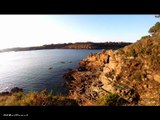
153,74 -> 160,83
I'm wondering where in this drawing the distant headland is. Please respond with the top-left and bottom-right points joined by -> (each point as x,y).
0,42 -> 131,53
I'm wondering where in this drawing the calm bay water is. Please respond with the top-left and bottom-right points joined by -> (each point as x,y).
0,49 -> 101,95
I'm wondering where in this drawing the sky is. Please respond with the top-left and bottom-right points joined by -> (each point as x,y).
0,15 -> 158,49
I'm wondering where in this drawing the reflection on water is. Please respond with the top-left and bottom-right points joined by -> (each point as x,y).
0,49 -> 101,95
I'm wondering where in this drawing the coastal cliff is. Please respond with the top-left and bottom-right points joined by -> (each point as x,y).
64,28 -> 160,106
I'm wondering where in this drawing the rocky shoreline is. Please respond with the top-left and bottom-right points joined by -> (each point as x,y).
64,49 -> 140,105
64,38 -> 160,106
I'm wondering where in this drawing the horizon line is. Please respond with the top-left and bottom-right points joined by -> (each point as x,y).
0,41 -> 133,51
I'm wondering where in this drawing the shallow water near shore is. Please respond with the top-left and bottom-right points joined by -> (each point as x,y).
0,49 -> 101,95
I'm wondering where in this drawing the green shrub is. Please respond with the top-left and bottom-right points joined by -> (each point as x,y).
127,49 -> 137,57
14,92 -> 24,100
106,94 -> 125,106
97,93 -> 125,106
149,22 -> 160,34
141,35 -> 150,39
134,73 -> 142,81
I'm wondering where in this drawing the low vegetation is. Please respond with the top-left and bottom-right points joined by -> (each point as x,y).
149,22 -> 160,34
140,35 -> 150,40
97,93 -> 126,106
127,49 -> 137,57
0,90 -> 79,106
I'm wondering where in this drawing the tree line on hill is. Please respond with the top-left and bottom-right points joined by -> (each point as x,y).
0,42 -> 131,53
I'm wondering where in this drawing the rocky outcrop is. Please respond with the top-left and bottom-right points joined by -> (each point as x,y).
64,50 -> 140,105
10,87 -> 23,93
0,87 -> 23,96
64,25 -> 160,106
64,32 -> 160,106
153,74 -> 160,83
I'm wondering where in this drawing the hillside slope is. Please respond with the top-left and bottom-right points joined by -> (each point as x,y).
64,28 -> 160,106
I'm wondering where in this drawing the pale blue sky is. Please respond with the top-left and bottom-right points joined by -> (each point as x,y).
0,15 -> 158,49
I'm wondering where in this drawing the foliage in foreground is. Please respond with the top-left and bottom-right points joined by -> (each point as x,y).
0,90 -> 79,106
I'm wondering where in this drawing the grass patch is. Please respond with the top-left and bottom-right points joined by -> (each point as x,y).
0,90 -> 79,106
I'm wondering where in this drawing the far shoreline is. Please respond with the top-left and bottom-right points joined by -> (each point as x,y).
0,42 -> 131,53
